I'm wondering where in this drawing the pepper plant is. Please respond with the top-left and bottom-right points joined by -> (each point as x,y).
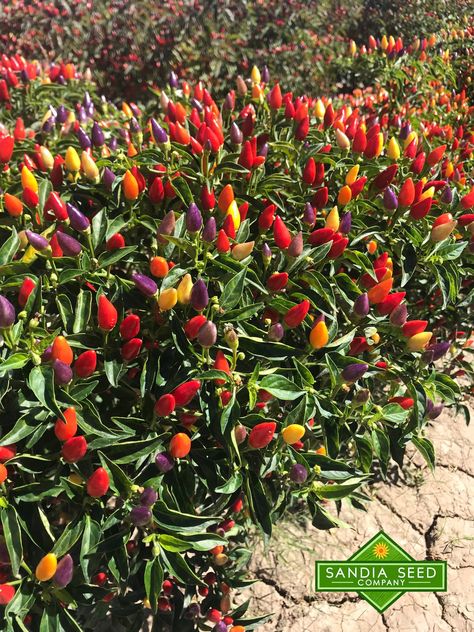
0,40 -> 472,631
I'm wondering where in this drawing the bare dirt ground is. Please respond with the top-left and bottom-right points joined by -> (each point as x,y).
247,408 -> 474,631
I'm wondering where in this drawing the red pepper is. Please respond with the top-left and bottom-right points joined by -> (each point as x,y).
284,300 -> 310,328
184,315 -> 207,339
273,216 -> 291,249
402,320 -> 428,337
18,277 -> 35,307
154,394 -> 176,416
0,135 -> 14,163
398,178 -> 415,207
216,229 -> 230,253
74,350 -> 97,378
267,272 -> 289,292
312,186 -> 328,210
373,164 -> 398,189
303,157 -> 316,186
377,292 -> 406,315
352,127 -> 367,153
172,380 -> 201,406
87,467 -> 110,497
120,314 -> 140,340
214,350 -> 231,385
258,204 -> 276,231
410,197 -> 432,220
97,295 -> 117,331
248,422 -> 276,449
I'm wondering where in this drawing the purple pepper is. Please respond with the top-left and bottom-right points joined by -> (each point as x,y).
20,69 -> 29,83
202,217 -> 217,243
66,203 -> 90,232
42,118 -> 55,134
441,186 -> 453,204
102,167 -> 116,189
223,93 -> 234,111
0,296 -> 15,328
262,242 -> 272,259
354,388 -> 370,404
339,211 -> 352,234
130,506 -> 151,527
213,622 -> 228,632
190,279 -> 209,312
258,143 -> 269,158
77,126 -> 91,149
383,187 -> 398,210
25,230 -> 49,251
150,118 -> 168,144
185,603 -> 201,619
425,341 -> 450,361
140,488 -> 158,506
268,322 -> 284,342
290,463 -> 308,484
91,121 -> 105,147
53,360 -> 73,385
303,202 -> 316,226
41,345 -> 52,362
108,137 -> 118,151
342,363 -> 368,382
83,91 -> 92,109
230,122 -> 243,145
56,232 -> 82,256
169,71 -> 179,89
399,123 -> 411,141
129,117 -> 140,134
197,321 -> 217,348
186,203 -> 203,233
390,303 -> 408,326
204,139 -> 213,153
132,273 -> 158,297
287,231 -> 303,257
157,211 -> 176,244
155,452 -> 175,473
428,403 -> 443,420
261,65 -> 270,83
353,293 -> 369,318
54,554 -> 73,588
57,75 -> 65,86
56,105 -> 68,124
190,98 -> 203,112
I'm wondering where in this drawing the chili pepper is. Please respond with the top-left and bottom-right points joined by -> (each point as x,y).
390,303 -> 408,326
342,363 -> 368,382
349,176 -> 367,197
169,433 -> 191,458
312,186 -> 329,210
64,146 -> 81,172
460,187 -> 474,209
232,241 -> 254,260
410,196 -> 432,220
56,232 -> 82,256
155,394 -> 176,417
0,445 -> 16,461
87,467 -> 110,497
186,202 -> 203,233
74,350 -> 97,378
398,178 -> 415,207
389,396 -> 414,409
54,407 -> 77,442
402,320 -> 428,337
284,300 -> 310,328
158,288 -> 178,311
427,144 -> 446,166
66,202 -> 90,231
35,554 -> 57,582
309,320 -> 329,349
197,321 -> 217,348
282,424 -> 305,445
248,422 -> 276,449
132,273 -> 158,297
352,127 -> 367,153
190,279 -> 209,311
3,193 -> 23,217
172,380 -> 201,406
353,293 -> 370,317
51,336 -> 73,365
373,164 -> 398,189
0,135 -> 14,163
18,277 -> 35,308
377,292 -> 406,315
273,216 -> 291,249
287,231 -> 303,257
25,230 -> 48,251
367,278 -> 393,304
97,295 -> 117,331
123,169 -> 139,200
53,555 -> 73,588
328,234 -> 348,258
258,204 -> 276,231
53,360 -> 73,386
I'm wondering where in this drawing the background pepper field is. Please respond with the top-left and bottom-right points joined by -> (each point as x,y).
0,3 -> 473,632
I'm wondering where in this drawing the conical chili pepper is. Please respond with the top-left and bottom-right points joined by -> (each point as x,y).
248,422 -> 276,449
342,363 -> 368,382
284,300 -> 310,328
202,217 -> 217,243
18,278 -> 35,308
410,196 -> 432,220
186,203 -> 203,233
3,193 -> 23,217
377,292 -> 406,315
398,178 -> 415,207
190,279 -> 209,311
132,273 -> 158,297
66,202 -> 90,232
25,230 -> 49,251
258,204 -> 276,231
123,170 -> 139,200
352,127 -> 367,153
0,296 -> 15,328
373,164 -> 398,189
273,216 -> 291,249
74,350 -> 97,378
411,152 -> 426,175
367,278 -> 393,304
172,380 -> 201,406
97,295 -> 117,331
461,187 -> 474,209
390,303 -> 408,326
87,467 -> 110,497
157,210 -> 176,244
312,186 -> 328,210
402,320 -> 428,337
427,144 -> 446,166
56,232 -> 82,256
309,320 -> 329,349
303,157 -> 316,185
353,293 -> 370,317
0,136 -> 14,163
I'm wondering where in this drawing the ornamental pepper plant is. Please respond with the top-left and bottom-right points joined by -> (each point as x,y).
0,40 -> 472,630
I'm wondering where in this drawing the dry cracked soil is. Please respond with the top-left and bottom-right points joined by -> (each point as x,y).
246,407 -> 474,632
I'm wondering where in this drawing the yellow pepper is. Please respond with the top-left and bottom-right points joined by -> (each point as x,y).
158,288 -> 178,311
407,332 -> 432,351
309,321 -> 329,350
325,206 -> 340,231
345,165 -> 359,185
35,553 -> 57,582
282,424 -> 305,445
387,137 -> 400,160
64,146 -> 81,172
21,165 -> 38,192
177,273 -> 193,304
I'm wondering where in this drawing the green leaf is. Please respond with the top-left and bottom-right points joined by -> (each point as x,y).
98,451 -> 132,498
0,227 -> 20,266
0,505 -> 23,576
153,501 -> 218,534
56,295 -> 74,332
80,517 -> 101,581
412,437 -> 435,471
97,245 -> 137,268
73,290 -> 92,334
27,366 -> 62,418
144,557 -> 163,613
220,267 -> 247,311
171,176 -> 194,205
53,517 -> 85,557
0,353 -> 30,376
313,476 -> 368,500
259,375 -> 305,400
